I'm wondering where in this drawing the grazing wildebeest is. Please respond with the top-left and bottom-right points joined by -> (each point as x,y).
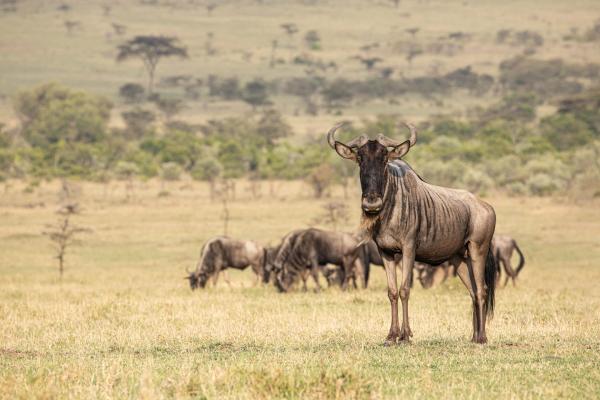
328,122 -> 496,344
262,229 -> 305,285
492,235 -> 525,287
186,237 -> 266,289
414,261 -> 456,289
361,240 -> 383,287
273,228 -> 362,292
324,239 -> 378,288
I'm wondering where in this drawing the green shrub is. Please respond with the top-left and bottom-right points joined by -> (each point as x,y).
160,162 -> 182,181
526,173 -> 562,196
191,157 -> 222,181
540,113 -> 594,151
14,83 -> 112,147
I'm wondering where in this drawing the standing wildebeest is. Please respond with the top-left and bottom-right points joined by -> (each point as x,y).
273,228 -> 362,292
492,235 -> 525,287
186,237 -> 266,289
328,122 -> 496,344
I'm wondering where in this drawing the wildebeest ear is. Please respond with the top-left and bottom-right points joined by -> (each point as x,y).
334,141 -> 357,161
388,140 -> 411,160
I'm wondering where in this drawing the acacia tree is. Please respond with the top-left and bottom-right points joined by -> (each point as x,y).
116,36 -> 188,95
43,203 -> 87,279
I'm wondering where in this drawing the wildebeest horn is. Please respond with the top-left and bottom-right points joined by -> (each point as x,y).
327,122 -> 368,149
376,122 -> 418,148
327,122 -> 345,149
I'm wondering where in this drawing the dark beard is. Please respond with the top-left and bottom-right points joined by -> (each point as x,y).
358,211 -> 380,244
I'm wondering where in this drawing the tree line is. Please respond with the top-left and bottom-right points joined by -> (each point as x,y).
1,83 -> 599,199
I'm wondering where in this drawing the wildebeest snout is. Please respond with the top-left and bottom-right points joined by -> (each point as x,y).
362,194 -> 383,214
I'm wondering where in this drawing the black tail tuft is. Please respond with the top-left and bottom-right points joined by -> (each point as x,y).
485,249 -> 496,319
514,242 -> 525,276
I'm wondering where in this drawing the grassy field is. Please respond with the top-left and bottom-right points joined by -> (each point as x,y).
1,0 -> 600,128
0,179 -> 599,398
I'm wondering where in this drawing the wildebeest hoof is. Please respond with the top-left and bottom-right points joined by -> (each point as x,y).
399,327 -> 413,341
384,333 -> 399,346
473,335 -> 488,344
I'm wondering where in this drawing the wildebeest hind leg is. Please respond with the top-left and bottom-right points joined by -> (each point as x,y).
467,248 -> 489,344
455,260 -> 477,342
503,257 -> 517,287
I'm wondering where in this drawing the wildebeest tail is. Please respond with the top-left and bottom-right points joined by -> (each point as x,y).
514,241 -> 525,275
485,249 -> 496,318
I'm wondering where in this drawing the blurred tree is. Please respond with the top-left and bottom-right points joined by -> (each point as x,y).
322,79 -> 353,108
121,108 -> 156,140
306,163 -> 335,198
358,56 -> 383,71
116,36 -> 188,95
63,20 -> 81,35
14,83 -> 112,147
152,97 -> 185,122
540,114 -> 594,151
280,23 -> 299,39
256,109 -> 293,146
119,83 -> 145,104
218,140 -> 246,178
304,30 -> 321,50
160,162 -> 182,181
43,203 -> 87,279
242,79 -> 271,111
111,22 -> 127,36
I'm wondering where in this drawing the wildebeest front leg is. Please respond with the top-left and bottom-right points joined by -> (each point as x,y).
300,269 -> 309,292
221,270 -> 233,288
212,269 -> 221,287
399,248 -> 414,341
309,262 -> 322,292
381,252 -> 400,345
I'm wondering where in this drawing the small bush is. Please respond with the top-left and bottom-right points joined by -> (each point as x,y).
526,173 -> 562,196
160,162 -> 182,181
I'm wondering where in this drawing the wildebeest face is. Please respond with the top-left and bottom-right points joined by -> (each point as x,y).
187,272 -> 208,290
357,141 -> 389,214
275,270 -> 292,292
327,122 -> 416,215
186,273 -> 199,290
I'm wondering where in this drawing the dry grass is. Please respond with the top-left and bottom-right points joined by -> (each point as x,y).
0,179 -> 599,398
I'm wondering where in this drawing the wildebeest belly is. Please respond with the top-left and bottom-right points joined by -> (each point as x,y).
414,240 -> 466,265
414,219 -> 467,262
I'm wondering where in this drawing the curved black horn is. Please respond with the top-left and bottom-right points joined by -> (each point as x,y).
327,122 -> 346,149
327,122 -> 368,149
346,134 -> 369,148
376,122 -> 418,148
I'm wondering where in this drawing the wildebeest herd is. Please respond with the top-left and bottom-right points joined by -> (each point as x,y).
186,123 -> 526,344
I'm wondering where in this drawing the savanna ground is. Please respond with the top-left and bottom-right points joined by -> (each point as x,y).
0,179 -> 599,399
